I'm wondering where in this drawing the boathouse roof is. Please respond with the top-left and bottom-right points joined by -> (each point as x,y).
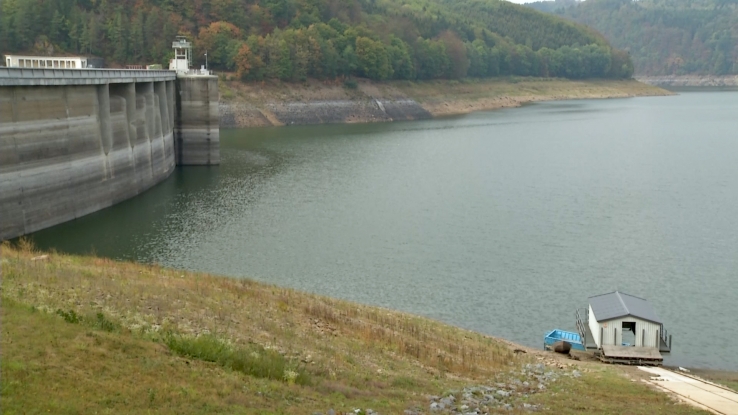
588,291 -> 662,324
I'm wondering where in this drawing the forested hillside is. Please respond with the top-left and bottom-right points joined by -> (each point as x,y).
528,0 -> 738,76
0,0 -> 634,80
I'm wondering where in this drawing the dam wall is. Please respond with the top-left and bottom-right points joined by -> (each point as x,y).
0,68 -> 219,240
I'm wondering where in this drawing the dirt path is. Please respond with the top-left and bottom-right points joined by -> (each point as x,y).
638,366 -> 738,414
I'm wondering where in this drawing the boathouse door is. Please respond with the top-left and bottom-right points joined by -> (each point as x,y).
622,322 -> 636,346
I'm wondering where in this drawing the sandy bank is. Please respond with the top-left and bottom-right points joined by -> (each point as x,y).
219,77 -> 673,128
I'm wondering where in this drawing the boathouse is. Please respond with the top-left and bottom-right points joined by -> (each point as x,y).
576,291 -> 671,365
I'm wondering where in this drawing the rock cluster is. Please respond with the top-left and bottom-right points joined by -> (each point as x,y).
313,363 -> 584,415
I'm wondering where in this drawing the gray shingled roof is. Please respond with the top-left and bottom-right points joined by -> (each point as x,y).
588,291 -> 662,324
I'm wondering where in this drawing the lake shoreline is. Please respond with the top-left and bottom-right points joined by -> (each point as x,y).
219,77 -> 673,128
637,75 -> 738,87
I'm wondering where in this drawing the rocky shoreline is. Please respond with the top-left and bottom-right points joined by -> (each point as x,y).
637,75 -> 738,87
219,98 -> 432,128
310,361 -> 584,415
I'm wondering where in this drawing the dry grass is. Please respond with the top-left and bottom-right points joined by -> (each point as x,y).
684,368 -> 738,392
1,241 -> 710,414
389,77 -> 673,117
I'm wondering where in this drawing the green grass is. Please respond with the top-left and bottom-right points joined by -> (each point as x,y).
164,333 -> 310,385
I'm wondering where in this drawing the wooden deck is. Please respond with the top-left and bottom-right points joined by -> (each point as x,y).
598,346 -> 663,366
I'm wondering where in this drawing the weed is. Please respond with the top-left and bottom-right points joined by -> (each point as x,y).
148,388 -> 156,406
94,312 -> 117,332
163,333 -> 310,385
391,376 -> 417,388
344,79 -> 358,89
56,309 -> 81,324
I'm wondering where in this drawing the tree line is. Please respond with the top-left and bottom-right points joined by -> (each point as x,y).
529,0 -> 738,75
0,0 -> 634,80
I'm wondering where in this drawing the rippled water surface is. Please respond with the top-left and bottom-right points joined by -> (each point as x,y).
29,90 -> 738,370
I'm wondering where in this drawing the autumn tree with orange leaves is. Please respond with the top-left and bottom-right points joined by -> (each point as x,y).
195,21 -> 242,70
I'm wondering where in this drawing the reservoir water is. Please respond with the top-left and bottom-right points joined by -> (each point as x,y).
27,89 -> 738,371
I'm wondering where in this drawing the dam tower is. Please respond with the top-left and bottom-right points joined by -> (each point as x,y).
170,36 -> 220,166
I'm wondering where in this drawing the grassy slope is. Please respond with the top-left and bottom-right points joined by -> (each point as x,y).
1,242 -> 707,414
220,77 -> 673,127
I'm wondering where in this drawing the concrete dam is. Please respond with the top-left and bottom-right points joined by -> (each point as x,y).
0,67 -> 220,240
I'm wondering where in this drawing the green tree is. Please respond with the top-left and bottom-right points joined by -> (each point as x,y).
438,30 -> 469,79
387,36 -> 415,79
130,11 -> 145,63
355,36 -> 393,80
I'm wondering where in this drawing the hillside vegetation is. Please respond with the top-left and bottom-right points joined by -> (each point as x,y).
0,241 -> 709,414
528,0 -> 738,76
0,0 -> 634,82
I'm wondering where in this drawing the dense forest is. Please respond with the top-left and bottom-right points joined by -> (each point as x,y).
528,0 -> 738,75
0,0 -> 634,81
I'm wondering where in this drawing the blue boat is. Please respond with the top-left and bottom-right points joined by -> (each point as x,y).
544,329 -> 586,351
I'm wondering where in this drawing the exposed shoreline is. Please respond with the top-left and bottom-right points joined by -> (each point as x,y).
637,75 -> 738,87
219,77 -> 673,128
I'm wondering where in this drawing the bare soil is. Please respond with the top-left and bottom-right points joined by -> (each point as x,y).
218,77 -> 673,128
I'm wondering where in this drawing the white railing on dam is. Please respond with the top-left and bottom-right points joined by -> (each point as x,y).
0,67 -> 176,86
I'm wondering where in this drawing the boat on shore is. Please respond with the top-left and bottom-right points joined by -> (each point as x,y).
544,329 -> 586,352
